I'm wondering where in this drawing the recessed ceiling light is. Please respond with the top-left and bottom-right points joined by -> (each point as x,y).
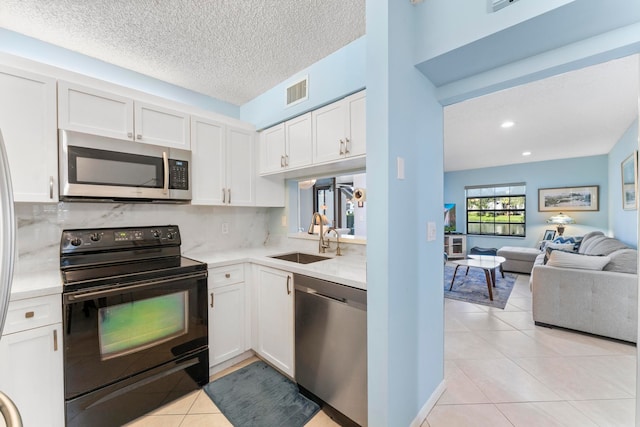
501,121 -> 515,128
522,151 -> 532,156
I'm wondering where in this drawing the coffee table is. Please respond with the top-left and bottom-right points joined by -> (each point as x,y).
449,256 -> 506,301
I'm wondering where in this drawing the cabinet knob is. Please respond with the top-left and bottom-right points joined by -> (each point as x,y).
127,132 -> 133,139
136,134 -> 142,140
24,311 -> 34,319
225,273 -> 231,278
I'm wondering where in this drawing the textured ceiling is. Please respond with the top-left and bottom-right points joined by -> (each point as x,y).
0,0 -> 365,105
444,54 -> 639,172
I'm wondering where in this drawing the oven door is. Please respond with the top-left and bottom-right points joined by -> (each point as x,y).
59,130 -> 191,201
63,271 -> 208,400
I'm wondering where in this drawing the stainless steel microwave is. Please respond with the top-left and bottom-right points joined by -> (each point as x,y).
59,130 -> 191,202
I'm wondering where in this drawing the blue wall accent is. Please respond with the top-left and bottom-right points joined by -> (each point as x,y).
0,29 -> 239,117
367,1 -> 444,424
240,37 -> 366,129
444,155 -> 609,250
609,119 -> 639,248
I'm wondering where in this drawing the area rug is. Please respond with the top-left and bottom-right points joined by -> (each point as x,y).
203,360 -> 320,426
444,264 -> 517,309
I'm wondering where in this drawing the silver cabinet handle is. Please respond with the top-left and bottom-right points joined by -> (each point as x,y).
162,152 -> 169,195
136,134 -> 142,140
53,329 -> 58,351
285,155 -> 289,166
345,137 -> 350,154
286,275 -> 291,295
210,292 -> 214,308
127,132 -> 133,139
222,188 -> 226,203
49,176 -> 54,199
228,188 -> 231,204
280,155 -> 285,167
339,139 -> 345,155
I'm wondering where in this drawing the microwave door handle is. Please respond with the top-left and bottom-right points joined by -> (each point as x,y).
162,151 -> 169,195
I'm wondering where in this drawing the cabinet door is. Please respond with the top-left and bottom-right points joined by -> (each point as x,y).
58,81 -> 134,141
134,102 -> 190,149
285,112 -> 313,169
256,266 -> 294,377
226,127 -> 255,206
190,117 -> 225,205
312,100 -> 347,164
345,91 -> 366,157
0,324 -> 64,427
259,123 -> 286,174
0,66 -> 58,202
209,283 -> 246,367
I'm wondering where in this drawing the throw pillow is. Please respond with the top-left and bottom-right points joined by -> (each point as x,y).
546,250 -> 611,270
543,246 -> 576,264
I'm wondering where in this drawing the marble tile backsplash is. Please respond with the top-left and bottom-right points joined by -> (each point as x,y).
15,202 -> 271,271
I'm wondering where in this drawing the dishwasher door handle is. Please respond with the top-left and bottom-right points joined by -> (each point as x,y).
310,290 -> 347,304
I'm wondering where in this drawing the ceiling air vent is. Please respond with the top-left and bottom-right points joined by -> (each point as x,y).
489,0 -> 519,12
285,76 -> 308,107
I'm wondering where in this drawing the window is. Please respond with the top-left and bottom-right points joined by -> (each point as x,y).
466,183 -> 526,237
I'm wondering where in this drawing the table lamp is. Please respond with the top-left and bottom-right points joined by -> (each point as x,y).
546,213 -> 575,236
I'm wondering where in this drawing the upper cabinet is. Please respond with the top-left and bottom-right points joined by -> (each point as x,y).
58,81 -> 190,149
191,117 -> 261,206
312,90 -> 366,164
0,65 -> 58,202
259,112 -> 313,174
258,90 -> 365,177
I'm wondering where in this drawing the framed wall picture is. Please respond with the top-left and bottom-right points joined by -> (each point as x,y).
621,151 -> 637,211
538,186 -> 599,212
543,229 -> 556,241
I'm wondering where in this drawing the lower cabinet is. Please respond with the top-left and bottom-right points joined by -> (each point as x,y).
208,264 -> 250,368
254,266 -> 294,377
0,295 -> 64,427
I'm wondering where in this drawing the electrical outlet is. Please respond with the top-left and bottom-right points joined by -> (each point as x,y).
221,223 -> 229,234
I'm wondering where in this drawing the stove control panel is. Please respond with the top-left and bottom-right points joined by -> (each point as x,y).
61,225 -> 181,253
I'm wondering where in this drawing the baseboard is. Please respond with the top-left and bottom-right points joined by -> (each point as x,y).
209,350 -> 255,377
410,379 -> 447,427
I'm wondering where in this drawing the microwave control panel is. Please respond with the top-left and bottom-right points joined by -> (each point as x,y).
169,159 -> 189,190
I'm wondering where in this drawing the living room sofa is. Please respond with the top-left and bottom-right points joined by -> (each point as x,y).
531,231 -> 638,343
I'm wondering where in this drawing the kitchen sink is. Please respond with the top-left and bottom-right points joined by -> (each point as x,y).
269,252 -> 330,264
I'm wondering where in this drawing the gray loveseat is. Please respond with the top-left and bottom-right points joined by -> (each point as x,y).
531,231 -> 638,343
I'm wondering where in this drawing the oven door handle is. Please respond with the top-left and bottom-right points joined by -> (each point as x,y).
65,272 -> 207,302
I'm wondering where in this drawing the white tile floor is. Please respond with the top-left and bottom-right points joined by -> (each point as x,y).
128,273 -> 636,427
424,273 -> 637,427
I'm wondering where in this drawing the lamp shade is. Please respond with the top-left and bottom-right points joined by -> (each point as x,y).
546,213 -> 576,225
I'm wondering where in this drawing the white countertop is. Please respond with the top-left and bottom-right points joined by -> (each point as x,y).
185,247 -> 367,290
9,246 -> 366,301
10,260 -> 63,301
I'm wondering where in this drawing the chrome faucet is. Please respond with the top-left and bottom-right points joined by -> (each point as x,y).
325,227 -> 342,256
308,212 -> 330,253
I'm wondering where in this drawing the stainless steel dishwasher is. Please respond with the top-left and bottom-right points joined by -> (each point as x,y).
294,274 -> 367,426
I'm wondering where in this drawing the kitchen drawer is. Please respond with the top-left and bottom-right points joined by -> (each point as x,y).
3,294 -> 62,335
209,264 -> 244,288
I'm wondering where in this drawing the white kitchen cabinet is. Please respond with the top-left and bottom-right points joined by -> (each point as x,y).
312,90 -> 366,164
58,81 -> 190,149
259,112 -> 313,174
191,117 -> 254,206
255,266 -> 294,377
0,295 -> 64,427
0,65 -> 58,202
208,265 -> 247,367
